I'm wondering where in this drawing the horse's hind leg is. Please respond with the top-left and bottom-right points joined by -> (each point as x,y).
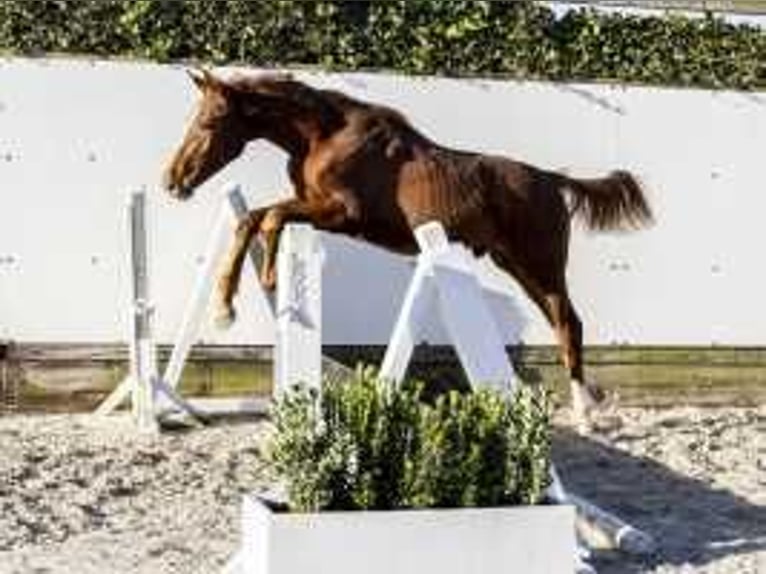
543,292 -> 605,432
489,249 -> 604,433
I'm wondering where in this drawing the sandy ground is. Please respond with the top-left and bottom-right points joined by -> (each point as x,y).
0,406 -> 763,574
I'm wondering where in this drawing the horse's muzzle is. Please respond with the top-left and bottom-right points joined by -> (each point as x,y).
165,184 -> 193,201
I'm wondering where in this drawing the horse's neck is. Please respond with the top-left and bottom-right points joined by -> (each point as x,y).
253,84 -> 343,156
260,122 -> 310,159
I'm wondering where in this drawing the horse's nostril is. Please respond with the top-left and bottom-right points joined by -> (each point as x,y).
164,180 -> 180,196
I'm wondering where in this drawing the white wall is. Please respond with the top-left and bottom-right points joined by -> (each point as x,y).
547,1 -> 766,27
0,58 -> 763,346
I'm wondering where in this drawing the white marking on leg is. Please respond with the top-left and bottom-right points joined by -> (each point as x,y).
570,379 -> 593,434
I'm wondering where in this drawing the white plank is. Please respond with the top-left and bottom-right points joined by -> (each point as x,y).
382,221 -> 516,391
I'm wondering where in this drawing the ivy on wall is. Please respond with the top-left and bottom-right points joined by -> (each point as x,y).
0,0 -> 762,89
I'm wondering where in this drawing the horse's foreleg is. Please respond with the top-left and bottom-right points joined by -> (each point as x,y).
214,209 -> 267,328
259,196 -> 352,290
259,207 -> 283,291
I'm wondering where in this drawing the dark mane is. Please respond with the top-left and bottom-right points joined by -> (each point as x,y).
227,71 -> 294,92
229,73 -> 413,137
228,73 -> 345,135
318,88 -> 413,128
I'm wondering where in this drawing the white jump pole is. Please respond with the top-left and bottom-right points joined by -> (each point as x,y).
568,492 -> 657,556
380,222 -> 515,391
160,184 -> 322,400
161,183 -> 323,395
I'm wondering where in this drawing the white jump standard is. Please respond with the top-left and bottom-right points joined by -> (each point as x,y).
379,221 -> 517,391
96,183 -> 322,427
95,190 -> 204,431
377,221 -> 655,570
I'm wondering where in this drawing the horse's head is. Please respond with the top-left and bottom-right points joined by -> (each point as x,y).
163,69 -> 252,200
164,69 -> 335,199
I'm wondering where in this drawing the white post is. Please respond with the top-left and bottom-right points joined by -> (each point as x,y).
274,224 -> 322,394
126,190 -> 158,433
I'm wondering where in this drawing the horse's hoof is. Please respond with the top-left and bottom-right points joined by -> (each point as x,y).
213,305 -> 236,330
575,417 -> 594,436
570,379 -> 607,435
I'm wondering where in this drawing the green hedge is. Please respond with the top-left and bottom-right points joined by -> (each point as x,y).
268,368 -> 551,512
0,0 -> 763,89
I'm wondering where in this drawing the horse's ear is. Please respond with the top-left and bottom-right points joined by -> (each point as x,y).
187,68 -> 219,91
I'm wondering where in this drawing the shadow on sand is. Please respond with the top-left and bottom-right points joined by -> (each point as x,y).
553,427 -> 766,573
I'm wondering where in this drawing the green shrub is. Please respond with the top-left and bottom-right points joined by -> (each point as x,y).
0,0 -> 762,89
267,366 -> 551,513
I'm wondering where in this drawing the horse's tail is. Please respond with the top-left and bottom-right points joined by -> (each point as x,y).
560,170 -> 653,231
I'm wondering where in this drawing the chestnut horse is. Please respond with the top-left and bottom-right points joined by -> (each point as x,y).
163,70 -> 652,429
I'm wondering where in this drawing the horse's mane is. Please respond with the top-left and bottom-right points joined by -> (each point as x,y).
226,73 -> 343,133
228,72 -> 413,136
317,88 -> 412,128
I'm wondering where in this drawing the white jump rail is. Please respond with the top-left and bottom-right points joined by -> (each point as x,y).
95,183 -> 322,427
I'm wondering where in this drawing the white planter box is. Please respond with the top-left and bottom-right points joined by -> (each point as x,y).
231,495 -> 576,574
